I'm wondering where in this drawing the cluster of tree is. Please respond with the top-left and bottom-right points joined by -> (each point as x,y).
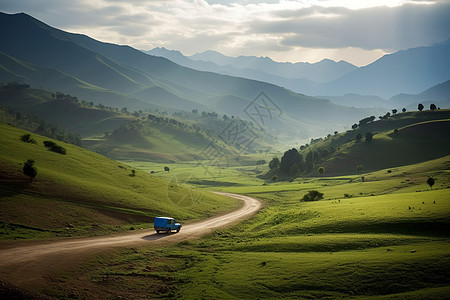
0,82 -> 30,92
301,190 -> 324,201
269,145 -> 337,177
43,140 -> 67,155
355,132 -> 373,142
23,159 -> 37,181
20,133 -> 36,144
418,103 -> 438,111
0,107 -> 81,146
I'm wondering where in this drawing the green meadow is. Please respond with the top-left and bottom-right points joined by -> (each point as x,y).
39,155 -> 449,299
0,123 -> 239,241
1,108 -> 449,298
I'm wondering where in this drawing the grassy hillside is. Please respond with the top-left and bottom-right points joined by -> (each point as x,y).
0,84 -> 138,139
0,123 -> 238,241
268,110 -> 450,178
0,12 -> 383,139
33,156 -> 450,299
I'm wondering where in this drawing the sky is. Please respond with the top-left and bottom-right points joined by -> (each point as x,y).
1,0 -> 450,66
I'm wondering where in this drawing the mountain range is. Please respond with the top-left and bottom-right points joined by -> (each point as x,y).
148,40 -> 450,105
0,11 -> 448,141
145,47 -> 356,94
0,11 -> 384,140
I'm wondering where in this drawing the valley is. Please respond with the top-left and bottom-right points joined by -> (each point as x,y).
0,9 -> 449,300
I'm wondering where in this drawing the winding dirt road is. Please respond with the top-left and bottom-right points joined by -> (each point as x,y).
0,192 -> 261,289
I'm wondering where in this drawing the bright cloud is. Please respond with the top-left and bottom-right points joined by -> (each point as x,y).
0,0 -> 449,66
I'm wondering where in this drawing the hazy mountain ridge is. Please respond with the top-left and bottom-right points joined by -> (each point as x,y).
321,39 -> 450,98
0,12 -> 386,139
146,47 -> 355,94
148,42 -> 450,104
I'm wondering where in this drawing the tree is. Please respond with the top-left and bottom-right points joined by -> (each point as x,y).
318,167 -> 325,175
256,160 -> 266,166
402,108 -> 406,113
392,109 -> 397,115
23,159 -> 37,181
164,166 -> 170,172
352,124 -> 358,130
280,148 -> 303,174
356,164 -> 364,177
301,190 -> 324,202
20,134 -> 35,144
334,131 -> 338,136
43,141 -> 66,155
418,103 -> 424,111
269,157 -> 280,170
365,132 -> 373,142
426,177 -> 435,189
430,104 -> 437,111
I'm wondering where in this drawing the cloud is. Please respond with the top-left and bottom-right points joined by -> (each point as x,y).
248,2 -> 450,51
0,0 -> 449,65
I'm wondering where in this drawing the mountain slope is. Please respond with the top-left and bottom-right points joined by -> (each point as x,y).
389,79 -> 450,109
0,123 -> 237,240
298,110 -> 450,176
322,40 -> 450,98
146,47 -> 352,95
189,50 -> 357,83
0,12 -> 380,138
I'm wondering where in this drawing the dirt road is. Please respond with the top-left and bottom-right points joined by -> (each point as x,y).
0,192 -> 261,288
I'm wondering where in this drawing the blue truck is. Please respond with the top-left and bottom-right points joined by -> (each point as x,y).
154,217 -> 182,234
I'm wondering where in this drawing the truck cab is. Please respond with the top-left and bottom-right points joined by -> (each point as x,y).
154,217 -> 182,234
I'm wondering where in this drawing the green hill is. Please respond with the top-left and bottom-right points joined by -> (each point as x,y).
0,12 -> 383,139
269,110 -> 450,177
1,84 -> 274,162
0,123 -> 238,241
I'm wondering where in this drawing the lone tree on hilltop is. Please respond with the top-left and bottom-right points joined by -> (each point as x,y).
302,190 -> 324,202
392,109 -> 397,115
23,159 -> 37,181
418,103 -> 424,111
427,177 -> 435,189
430,104 -> 437,111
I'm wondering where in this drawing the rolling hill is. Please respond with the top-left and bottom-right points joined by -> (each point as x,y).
0,123 -> 238,241
0,12 -> 380,139
269,109 -> 450,177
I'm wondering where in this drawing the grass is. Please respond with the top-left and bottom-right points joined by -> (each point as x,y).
0,123 -> 239,241
39,155 -> 450,299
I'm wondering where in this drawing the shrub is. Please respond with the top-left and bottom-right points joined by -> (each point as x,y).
271,175 -> 278,182
427,177 -> 435,189
318,167 -> 325,175
20,134 -> 35,143
43,141 -> 66,155
301,190 -> 324,201
23,159 -> 37,180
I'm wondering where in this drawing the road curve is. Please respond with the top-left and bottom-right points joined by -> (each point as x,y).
0,192 -> 261,287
